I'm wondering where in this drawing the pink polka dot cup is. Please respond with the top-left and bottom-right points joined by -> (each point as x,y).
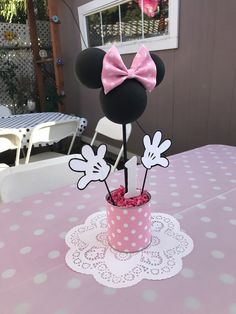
106,191 -> 152,253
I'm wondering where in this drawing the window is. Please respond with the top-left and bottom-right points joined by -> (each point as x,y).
78,0 -> 179,54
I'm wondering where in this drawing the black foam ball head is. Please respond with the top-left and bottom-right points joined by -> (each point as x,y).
75,48 -> 105,88
150,53 -> 165,86
100,80 -> 147,124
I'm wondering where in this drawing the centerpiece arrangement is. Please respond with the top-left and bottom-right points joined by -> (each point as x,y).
65,45 -> 193,288
69,45 -> 170,253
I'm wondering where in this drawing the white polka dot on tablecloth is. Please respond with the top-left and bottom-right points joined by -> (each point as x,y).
171,192 -> 179,197
219,273 -> 235,285
45,214 -> 55,220
169,176 -> 176,180
230,179 -> 236,183
142,289 -> 157,302
194,193 -> 203,198
54,202 -> 63,207
172,202 -> 181,208
13,302 -> 31,314
76,204 -> 85,210
68,217 -> 78,223
186,170 -> 193,174
229,219 -> 236,226
22,210 -> 32,217
33,199 -> 42,204
83,194 -> 91,199
150,174 -> 157,178
48,250 -> 60,259
222,206 -> 233,212
20,246 -> 32,255
229,304 -> 236,314
9,224 -> 20,231
169,183 -> 177,188
206,232 -> 217,239
184,164 -> 191,168
188,177 -> 196,181
174,213 -> 183,220
191,185 -> 199,189
150,182 -> 156,186
0,241 -> 5,249
184,296 -> 201,310
33,229 -> 45,236
196,204 -> 207,209
217,195 -> 227,200
62,192 -> 70,196
33,273 -> 47,284
1,268 -> 16,279
1,208 -> 11,213
211,250 -> 224,259
181,268 -> 195,278
200,216 -> 211,223
103,287 -> 116,295
212,186 -> 221,191
66,277 -> 81,289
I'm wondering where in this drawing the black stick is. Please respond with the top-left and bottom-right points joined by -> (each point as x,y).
122,124 -> 128,193
104,180 -> 115,206
141,168 -> 148,194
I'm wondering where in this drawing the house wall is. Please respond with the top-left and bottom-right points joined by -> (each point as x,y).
57,0 -> 236,156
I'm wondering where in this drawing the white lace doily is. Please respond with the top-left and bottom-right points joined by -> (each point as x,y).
65,211 -> 194,288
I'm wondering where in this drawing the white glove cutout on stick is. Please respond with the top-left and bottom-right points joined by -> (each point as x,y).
141,131 -> 171,170
69,144 -> 111,189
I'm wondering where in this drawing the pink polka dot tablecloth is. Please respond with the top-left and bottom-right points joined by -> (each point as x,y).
0,144 -> 236,314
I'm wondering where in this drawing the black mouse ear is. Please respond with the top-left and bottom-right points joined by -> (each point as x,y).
150,53 -> 165,86
75,48 -> 105,88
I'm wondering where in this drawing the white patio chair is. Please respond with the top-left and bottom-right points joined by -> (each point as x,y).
0,129 -> 22,168
90,117 -> 132,171
23,119 -> 79,164
0,154 -> 82,203
0,105 -> 11,117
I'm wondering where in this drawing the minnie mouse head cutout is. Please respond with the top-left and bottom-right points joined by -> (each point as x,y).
75,45 -> 165,124
71,45 -> 170,200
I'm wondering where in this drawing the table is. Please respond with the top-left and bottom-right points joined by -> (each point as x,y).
0,112 -> 87,147
0,144 -> 235,314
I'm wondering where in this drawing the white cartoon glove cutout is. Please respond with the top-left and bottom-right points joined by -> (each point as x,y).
141,131 -> 171,169
69,144 -> 111,189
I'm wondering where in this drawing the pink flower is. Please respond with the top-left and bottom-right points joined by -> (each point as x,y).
138,0 -> 158,17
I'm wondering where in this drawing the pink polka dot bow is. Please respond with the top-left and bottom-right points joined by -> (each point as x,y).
101,45 -> 157,94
